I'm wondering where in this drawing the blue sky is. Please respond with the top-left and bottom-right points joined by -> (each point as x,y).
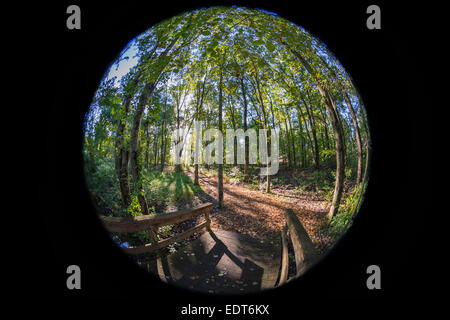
105,40 -> 139,87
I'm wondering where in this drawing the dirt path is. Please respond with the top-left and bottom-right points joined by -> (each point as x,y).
184,171 -> 333,252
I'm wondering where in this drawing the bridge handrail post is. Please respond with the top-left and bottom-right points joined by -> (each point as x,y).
277,209 -> 317,285
278,224 -> 289,286
205,210 -> 211,230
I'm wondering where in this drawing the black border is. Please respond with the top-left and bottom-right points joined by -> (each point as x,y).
25,0 -> 432,311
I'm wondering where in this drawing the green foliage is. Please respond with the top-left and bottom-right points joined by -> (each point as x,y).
200,166 -> 218,177
327,211 -> 351,239
83,154 -> 122,216
311,170 -> 329,190
143,168 -> 202,207
345,168 -> 353,180
81,6 -> 371,253
126,196 -> 142,217
291,168 -> 334,192
158,225 -> 174,235
327,184 -> 362,239
227,166 -> 244,184
323,186 -> 334,202
320,149 -> 336,165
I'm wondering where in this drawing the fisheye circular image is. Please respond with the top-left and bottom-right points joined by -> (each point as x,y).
83,6 -> 370,294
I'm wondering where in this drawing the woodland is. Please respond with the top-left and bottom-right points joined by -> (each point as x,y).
83,7 -> 371,257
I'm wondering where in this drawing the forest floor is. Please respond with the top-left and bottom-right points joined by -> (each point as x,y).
170,170 -> 334,255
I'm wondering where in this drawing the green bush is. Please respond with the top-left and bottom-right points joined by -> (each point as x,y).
320,149 -> 336,165
83,155 -> 122,215
327,184 -> 362,239
311,170 -> 328,189
228,166 -> 243,184
143,169 -> 202,207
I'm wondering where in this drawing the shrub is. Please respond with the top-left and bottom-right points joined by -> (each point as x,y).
320,149 -> 336,166
228,166 -> 243,184
83,155 -> 121,216
327,184 -> 362,239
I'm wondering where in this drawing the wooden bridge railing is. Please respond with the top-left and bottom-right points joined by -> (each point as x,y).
278,209 -> 317,286
100,202 -> 213,255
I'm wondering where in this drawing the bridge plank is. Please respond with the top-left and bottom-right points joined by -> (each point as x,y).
140,229 -> 282,294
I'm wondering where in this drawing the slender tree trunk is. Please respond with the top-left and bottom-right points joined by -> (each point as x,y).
195,72 -> 207,185
318,107 -> 331,149
162,130 -> 168,172
288,47 -> 345,222
284,119 -> 292,169
218,71 -> 224,208
160,120 -> 166,172
253,71 -> 271,193
119,149 -> 131,207
228,96 -> 238,166
114,69 -> 147,209
296,104 -> 315,167
145,123 -> 150,169
194,84 -> 200,185
175,98 -> 182,173
351,103 -> 371,219
126,34 -> 177,213
241,77 -> 250,182
115,96 -> 132,208
301,96 -> 320,169
343,92 -> 363,185
194,164 -> 199,184
160,89 -> 168,172
153,128 -> 159,167
194,101 -> 199,184
318,55 -> 363,185
130,82 -> 154,215
287,117 -> 296,168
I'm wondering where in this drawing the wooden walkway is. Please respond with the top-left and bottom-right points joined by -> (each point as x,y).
101,203 -> 317,294
139,228 -> 282,294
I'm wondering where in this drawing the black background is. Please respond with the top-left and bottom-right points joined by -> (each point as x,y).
23,0 -> 434,313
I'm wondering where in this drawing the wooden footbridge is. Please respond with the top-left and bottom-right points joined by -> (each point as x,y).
101,203 -> 317,294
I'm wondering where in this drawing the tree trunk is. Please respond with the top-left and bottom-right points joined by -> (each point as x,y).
130,82 -> 154,215
194,72 -> 207,185
318,107 -> 331,149
253,72 -> 271,193
284,119 -> 292,169
145,122 -> 150,169
153,128 -> 159,167
296,104 -> 315,167
175,98 -> 182,173
160,90 -> 168,172
115,96 -> 132,208
318,55 -> 363,185
241,77 -> 250,182
118,149 -> 131,207
228,95 -> 238,166
126,34 -> 177,212
287,116 -> 296,168
288,47 -> 345,222
218,71 -> 224,208
343,91 -> 363,185
160,120 -> 166,172
301,95 -> 320,169
351,102 -> 371,219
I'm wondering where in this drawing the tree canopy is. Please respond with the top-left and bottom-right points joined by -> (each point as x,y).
83,6 -> 370,250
